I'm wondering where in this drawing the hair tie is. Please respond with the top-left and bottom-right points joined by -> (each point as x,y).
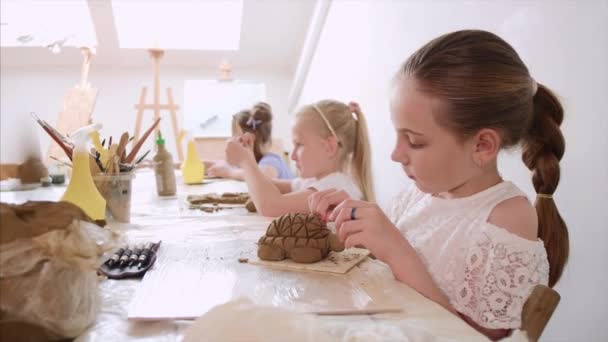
537,193 -> 553,199
246,116 -> 262,130
348,101 -> 360,113
348,101 -> 360,121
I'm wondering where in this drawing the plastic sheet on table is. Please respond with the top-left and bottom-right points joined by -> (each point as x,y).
127,240 -> 379,321
75,278 -> 186,342
79,245 -> 488,342
182,298 -> 469,342
110,215 -> 271,244
129,193 -> 256,220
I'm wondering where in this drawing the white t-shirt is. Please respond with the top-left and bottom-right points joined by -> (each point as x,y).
389,181 -> 549,329
291,172 -> 363,200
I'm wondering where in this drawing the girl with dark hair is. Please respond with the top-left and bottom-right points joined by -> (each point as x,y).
208,102 -> 293,180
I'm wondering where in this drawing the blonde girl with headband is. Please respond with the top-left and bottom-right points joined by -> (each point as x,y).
310,30 -> 568,340
225,99 -> 374,217
208,102 -> 293,180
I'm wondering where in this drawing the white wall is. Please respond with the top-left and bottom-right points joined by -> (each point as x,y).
0,64 -> 292,163
296,0 -> 608,341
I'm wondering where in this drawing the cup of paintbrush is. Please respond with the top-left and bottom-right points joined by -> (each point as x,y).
125,118 -> 160,164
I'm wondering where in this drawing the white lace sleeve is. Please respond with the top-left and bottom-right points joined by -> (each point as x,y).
450,225 -> 550,329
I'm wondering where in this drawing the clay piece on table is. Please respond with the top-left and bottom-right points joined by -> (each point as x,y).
187,192 -> 253,213
244,199 -> 256,213
257,213 -> 345,264
18,157 -> 48,184
187,192 -> 250,205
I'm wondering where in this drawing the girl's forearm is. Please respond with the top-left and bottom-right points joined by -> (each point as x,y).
227,168 -> 245,181
241,160 -> 282,212
387,241 -> 456,315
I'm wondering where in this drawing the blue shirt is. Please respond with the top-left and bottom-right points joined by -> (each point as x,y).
258,152 -> 294,180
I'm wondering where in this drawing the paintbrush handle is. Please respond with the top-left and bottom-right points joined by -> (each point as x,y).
126,118 -> 161,163
134,150 -> 150,165
49,156 -> 72,167
41,125 -> 73,160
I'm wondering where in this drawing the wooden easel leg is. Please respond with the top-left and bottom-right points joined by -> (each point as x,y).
133,87 -> 148,146
166,87 -> 183,161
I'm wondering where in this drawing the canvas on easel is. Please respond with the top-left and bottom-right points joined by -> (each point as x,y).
47,47 -> 97,163
132,49 -> 183,160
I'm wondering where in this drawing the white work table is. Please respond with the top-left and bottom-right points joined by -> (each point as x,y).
1,170 -> 487,341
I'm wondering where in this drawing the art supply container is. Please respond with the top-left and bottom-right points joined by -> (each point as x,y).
93,172 -> 135,223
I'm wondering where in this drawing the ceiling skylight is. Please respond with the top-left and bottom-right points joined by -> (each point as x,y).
111,0 -> 243,50
0,0 -> 97,48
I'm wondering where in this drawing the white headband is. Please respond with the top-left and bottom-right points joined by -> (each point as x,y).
312,104 -> 339,141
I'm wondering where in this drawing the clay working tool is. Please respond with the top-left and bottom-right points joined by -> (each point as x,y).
133,150 -> 150,165
95,157 -> 105,173
137,241 -> 161,269
128,244 -> 143,267
116,132 -> 129,163
50,156 -> 72,168
103,144 -> 118,174
125,118 -> 161,163
113,156 -> 120,175
118,245 -> 133,268
89,153 -> 102,174
106,247 -> 125,269
315,308 -> 404,316
136,242 -> 153,269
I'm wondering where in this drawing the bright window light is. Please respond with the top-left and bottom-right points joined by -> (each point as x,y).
0,0 -> 96,48
111,0 -> 243,50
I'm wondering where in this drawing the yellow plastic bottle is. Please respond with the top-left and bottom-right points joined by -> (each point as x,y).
61,123 -> 106,221
180,131 -> 205,184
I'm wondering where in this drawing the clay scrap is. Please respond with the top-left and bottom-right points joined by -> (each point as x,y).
187,192 -> 256,213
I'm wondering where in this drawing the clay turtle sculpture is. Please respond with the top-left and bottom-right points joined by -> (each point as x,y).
257,213 -> 344,263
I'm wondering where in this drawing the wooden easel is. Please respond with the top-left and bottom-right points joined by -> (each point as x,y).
133,49 -> 183,160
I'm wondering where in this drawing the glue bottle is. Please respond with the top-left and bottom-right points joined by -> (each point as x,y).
153,131 -> 176,196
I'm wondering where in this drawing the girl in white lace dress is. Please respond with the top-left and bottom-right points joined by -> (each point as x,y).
309,30 -> 568,340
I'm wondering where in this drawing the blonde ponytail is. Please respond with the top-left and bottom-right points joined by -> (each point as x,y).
350,106 -> 375,202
